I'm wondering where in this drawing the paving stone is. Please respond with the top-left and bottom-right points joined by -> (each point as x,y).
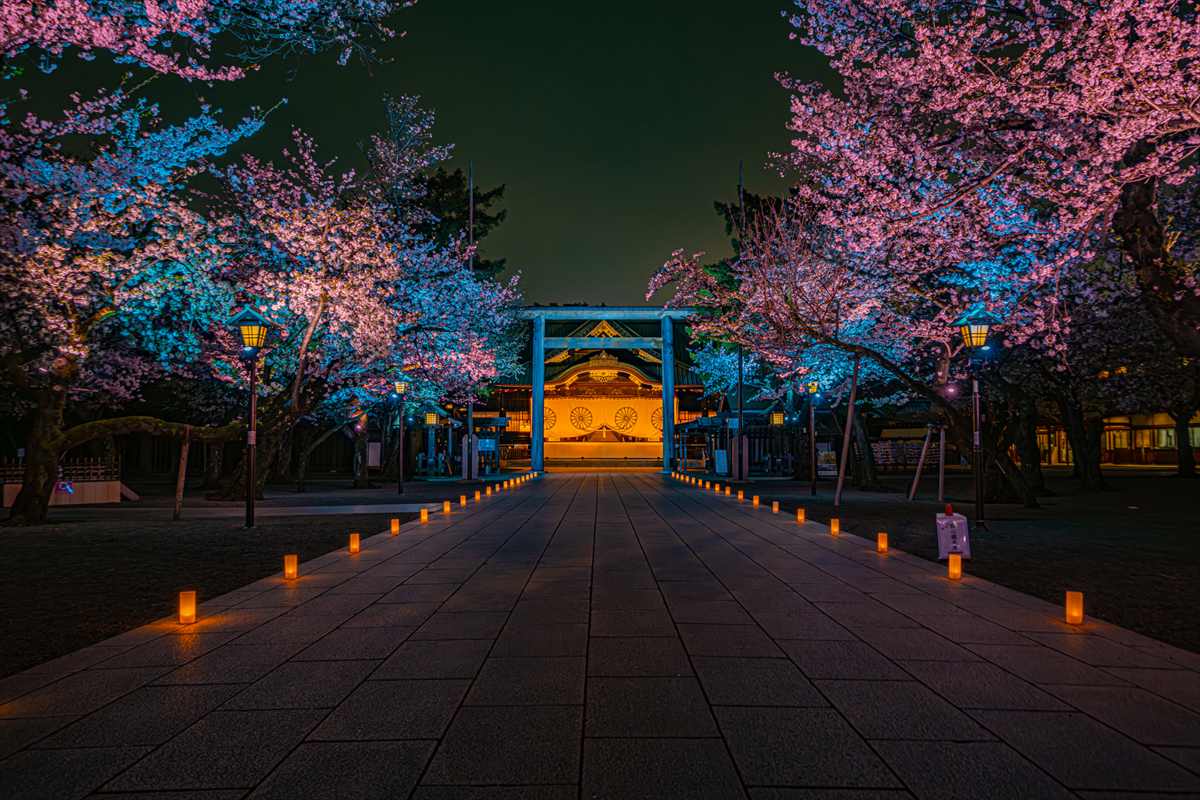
817,679 -> 993,740
1154,745 -> 1200,773
0,716 -> 74,758
325,574 -> 411,594
0,671 -> 62,705
465,657 -> 584,705
1102,667 -> 1200,714
747,791 -> 912,800
970,709 -> 1200,792
103,709 -> 324,791
666,600 -> 754,624
344,602 -> 439,628
422,706 -> 581,785
585,676 -> 716,737
873,740 -> 1074,799
591,588 -> 666,611
899,660 -> 1068,710
412,786 -> 576,800
678,623 -> 783,657
751,610 -> 858,641
1044,684 -> 1200,746
582,738 -> 746,800
0,746 -> 151,800
967,644 -> 1131,685
693,656 -> 828,707
41,684 -> 240,747
491,622 -> 586,656
87,791 -> 246,799
854,627 -> 980,662
249,740 -> 434,798
93,632 -> 238,668
286,591 -> 382,617
412,612 -> 509,640
154,643 -> 303,685
231,613 -> 349,645
294,625 -> 415,661
309,679 -> 468,740
715,707 -> 899,788
778,639 -> 905,680
0,667 -> 167,718
587,636 -> 692,676
222,659 -> 377,709
814,600 -> 922,629
375,640 -> 492,679
381,583 -> 461,603
590,609 -> 676,637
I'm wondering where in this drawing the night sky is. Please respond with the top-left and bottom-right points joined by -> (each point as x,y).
44,1 -> 833,305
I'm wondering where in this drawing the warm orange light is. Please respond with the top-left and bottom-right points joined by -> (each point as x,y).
474,490 -> 481,502
1065,591 -> 1084,625
796,507 -> 806,524
752,495 -> 760,507
771,501 -> 779,513
724,486 -> 731,496
738,490 -> 744,502
714,483 -> 721,493
178,590 -> 197,625
390,518 -> 400,536
830,518 -> 840,537
876,533 -> 888,553
486,486 -> 493,496
420,508 -> 429,523
443,500 -> 451,515
283,554 -> 298,579
948,553 -> 962,580
349,532 -> 361,554
460,495 -> 467,507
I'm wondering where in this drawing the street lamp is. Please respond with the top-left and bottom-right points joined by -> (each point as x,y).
807,381 -> 820,496
229,307 -> 272,528
393,377 -> 408,495
952,304 -> 1001,523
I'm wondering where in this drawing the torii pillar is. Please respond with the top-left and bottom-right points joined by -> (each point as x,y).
661,315 -> 675,472
531,316 -> 545,472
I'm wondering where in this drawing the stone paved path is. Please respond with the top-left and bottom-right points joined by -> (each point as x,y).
2,474 -> 1199,799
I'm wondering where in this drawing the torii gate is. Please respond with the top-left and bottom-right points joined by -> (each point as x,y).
518,306 -> 693,472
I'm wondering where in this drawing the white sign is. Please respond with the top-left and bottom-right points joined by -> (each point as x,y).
816,443 -> 838,478
936,512 -> 972,560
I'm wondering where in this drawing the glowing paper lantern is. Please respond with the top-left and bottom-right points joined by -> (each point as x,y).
876,533 -> 888,553
420,508 -> 429,523
738,490 -> 744,502
796,507 -> 806,524
752,495 -> 760,507
1065,591 -> 1084,625
771,501 -> 779,513
283,554 -> 298,579
830,518 -> 840,537
725,486 -> 731,496
424,412 -> 439,426
349,533 -> 361,554
460,495 -> 467,507
474,490 -> 481,502
714,483 -> 721,493
178,590 -> 197,625
948,553 -> 962,580
443,500 -> 451,514
486,486 -> 493,496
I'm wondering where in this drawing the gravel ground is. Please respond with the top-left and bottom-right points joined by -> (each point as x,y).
0,511 -> 414,678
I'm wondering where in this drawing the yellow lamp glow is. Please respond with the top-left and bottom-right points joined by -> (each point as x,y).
752,495 -> 760,507
770,411 -> 785,426
424,412 -> 439,426
283,554 -> 298,579
771,501 -> 779,513
460,495 -> 467,507
349,532 -> 361,554
390,518 -> 400,536
238,323 -> 268,349
948,553 -> 962,580
443,500 -> 451,515
420,508 -> 429,523
475,490 -> 481,502
714,483 -> 721,493
725,486 -> 731,496
738,490 -> 744,502
178,590 -> 197,624
876,533 -> 888,553
830,518 -> 840,537
1065,591 -> 1084,625
486,486 -> 493,496
796,507 -> 806,524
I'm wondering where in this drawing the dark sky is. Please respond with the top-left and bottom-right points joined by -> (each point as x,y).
42,1 -> 833,305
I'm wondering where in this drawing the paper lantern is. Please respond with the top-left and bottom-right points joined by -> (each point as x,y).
283,554 -> 298,580
349,532 -> 361,554
771,501 -> 779,513
420,508 -> 429,523
486,486 -> 492,496
737,490 -> 744,502
876,533 -> 888,554
1065,591 -> 1084,625
752,495 -> 760,507
460,495 -> 467,507
796,507 -> 806,524
442,500 -> 451,515
725,486 -> 731,496
390,518 -> 400,536
474,490 -> 481,502
948,553 -> 962,580
714,483 -> 721,493
178,590 -> 197,625
830,518 -> 840,537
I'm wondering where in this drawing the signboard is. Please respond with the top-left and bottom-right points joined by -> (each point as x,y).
477,438 -> 498,453
816,443 -> 838,478
936,512 -> 972,560
715,449 -> 728,476
367,442 -> 381,468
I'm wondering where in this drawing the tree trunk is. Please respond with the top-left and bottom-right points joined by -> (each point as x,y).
296,424 -> 342,493
173,429 -> 190,521
1170,410 -> 1196,478
6,389 -> 67,526
203,442 -> 223,490
1013,394 -> 1046,494
353,416 -> 370,489
1058,398 -> 1107,491
851,411 -> 877,489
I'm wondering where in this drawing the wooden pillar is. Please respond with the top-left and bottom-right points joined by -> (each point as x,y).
531,316 -> 546,472
661,316 -> 675,472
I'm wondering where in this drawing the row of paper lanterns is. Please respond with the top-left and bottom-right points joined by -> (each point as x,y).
668,471 -> 1084,626
177,471 -> 542,625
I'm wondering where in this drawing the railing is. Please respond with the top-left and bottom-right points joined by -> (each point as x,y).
0,457 -> 120,483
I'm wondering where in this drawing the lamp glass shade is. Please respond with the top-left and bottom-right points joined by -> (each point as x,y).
959,323 -> 990,348
239,323 -> 268,349
424,412 -> 438,426
807,381 -> 819,394
394,380 -> 407,395
770,411 -> 785,426
948,553 -> 962,580
178,590 -> 197,624
1065,591 -> 1084,624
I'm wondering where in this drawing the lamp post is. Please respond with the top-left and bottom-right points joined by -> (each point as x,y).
394,378 -> 408,495
807,381 -> 819,496
953,304 -> 1001,523
230,308 -> 271,529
